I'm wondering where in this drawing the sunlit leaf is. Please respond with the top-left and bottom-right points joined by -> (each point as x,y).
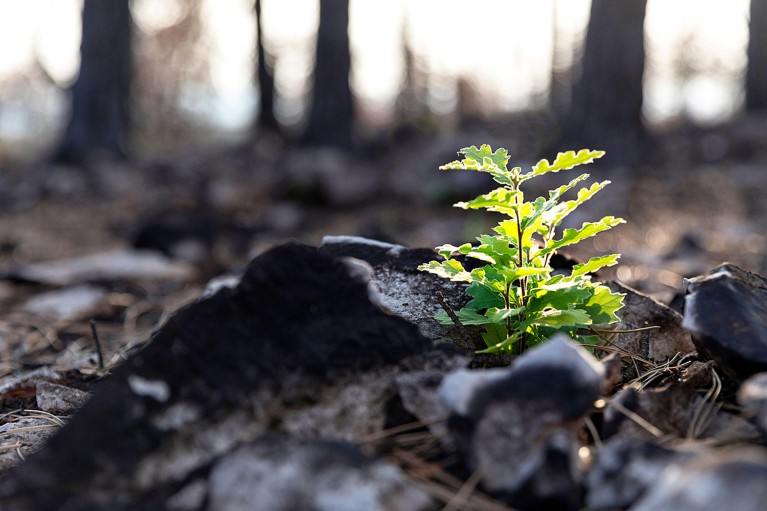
420,145 -> 625,356
526,282 -> 592,313
455,187 -> 520,216
539,216 -> 625,257
441,145 -> 515,186
523,149 -> 605,180
417,259 -> 472,282
526,308 -> 592,328
543,181 -> 611,228
568,254 -> 621,279
580,285 -> 625,324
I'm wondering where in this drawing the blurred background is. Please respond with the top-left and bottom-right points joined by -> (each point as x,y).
1,0 -> 767,303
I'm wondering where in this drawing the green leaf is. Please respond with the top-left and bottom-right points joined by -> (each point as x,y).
475,235 -> 516,266
522,149 -> 605,180
581,285 -> 625,324
469,265 -> 509,293
448,307 -> 523,326
460,144 -> 510,168
518,197 -> 545,232
493,219 -> 519,240
438,242 -> 498,264
569,254 -> 621,279
527,308 -> 592,329
519,174 -> 590,232
498,266 -> 549,284
440,145 -> 515,186
417,259 -> 472,282
527,281 -> 592,313
477,326 -> 519,353
465,282 -> 505,310
539,216 -> 625,256
434,310 -> 454,325
485,306 -> 525,323
419,144 -> 625,357
435,243 -> 466,259
542,180 -> 611,228
455,188 -> 520,216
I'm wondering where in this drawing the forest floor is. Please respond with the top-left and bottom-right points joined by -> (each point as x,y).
0,114 -> 766,451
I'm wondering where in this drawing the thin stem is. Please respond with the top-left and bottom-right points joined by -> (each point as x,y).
504,283 -> 512,339
541,222 -> 556,268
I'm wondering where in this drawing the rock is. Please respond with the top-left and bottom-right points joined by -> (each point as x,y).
0,418 -> 62,472
632,447 -> 767,511
585,437 -> 688,510
208,436 -> 433,511
0,242 -> 432,509
3,249 -> 193,286
0,368 -> 63,412
683,263 -> 767,379
603,364 -> 759,445
392,347 -> 470,439
394,370 -> 451,431
605,282 -> 696,363
602,382 -> 704,441
35,382 -> 91,415
24,285 -> 107,321
738,372 -> 767,435
320,235 -> 484,350
439,335 -> 604,509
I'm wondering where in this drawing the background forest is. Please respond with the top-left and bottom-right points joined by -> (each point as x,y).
1,0 -> 767,304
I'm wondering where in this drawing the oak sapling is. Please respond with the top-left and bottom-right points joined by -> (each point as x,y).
419,145 -> 625,355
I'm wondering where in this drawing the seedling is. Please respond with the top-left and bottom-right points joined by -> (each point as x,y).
419,145 -> 625,355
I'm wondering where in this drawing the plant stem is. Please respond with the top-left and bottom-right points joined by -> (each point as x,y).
511,186 -> 529,354
504,283 -> 512,339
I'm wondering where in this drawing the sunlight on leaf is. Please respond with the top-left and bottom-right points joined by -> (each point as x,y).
420,145 -> 625,356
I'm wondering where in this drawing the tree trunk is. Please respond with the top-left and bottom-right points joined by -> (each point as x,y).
300,0 -> 354,148
746,0 -> 767,112
561,0 -> 647,166
55,0 -> 133,164
255,0 -> 278,132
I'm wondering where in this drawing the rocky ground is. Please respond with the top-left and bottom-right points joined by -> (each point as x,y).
1,117 -> 767,509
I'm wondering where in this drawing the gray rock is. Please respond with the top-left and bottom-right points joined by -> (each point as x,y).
439,336 -> 604,508
738,372 -> 767,435
24,285 -> 107,320
0,242 -> 432,509
683,263 -> 767,379
394,370 -> 453,438
4,249 -> 193,285
320,235 -> 484,350
208,436 -> 433,511
0,418 -> 62,472
604,365 -> 759,447
606,282 -> 695,363
632,447 -> 767,511
35,382 -> 91,415
586,437 -> 687,510
603,383 -> 702,441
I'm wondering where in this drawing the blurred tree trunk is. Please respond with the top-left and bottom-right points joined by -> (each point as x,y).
254,0 -> 278,132
561,0 -> 647,166
746,0 -> 767,112
300,0 -> 354,148
55,0 -> 133,164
